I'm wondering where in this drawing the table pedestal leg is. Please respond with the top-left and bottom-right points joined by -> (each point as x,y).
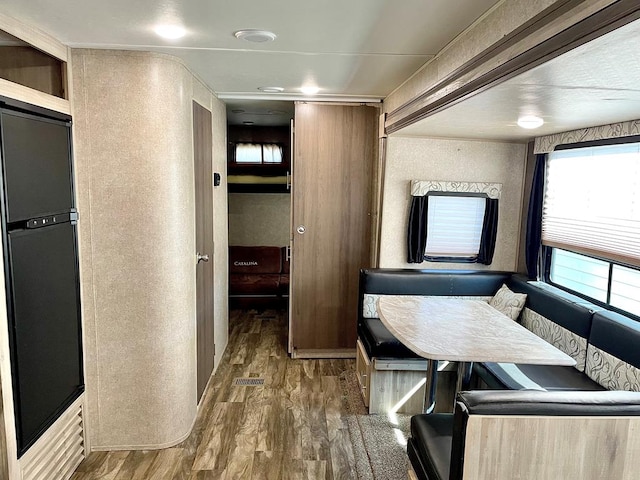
424,359 -> 438,414
454,362 -> 474,409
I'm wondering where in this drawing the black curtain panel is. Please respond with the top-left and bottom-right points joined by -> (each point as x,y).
407,195 -> 428,263
525,154 -> 547,279
477,198 -> 499,265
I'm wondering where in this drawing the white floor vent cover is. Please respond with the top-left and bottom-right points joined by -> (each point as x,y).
232,377 -> 265,386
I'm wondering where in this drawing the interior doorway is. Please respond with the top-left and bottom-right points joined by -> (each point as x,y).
193,101 -> 215,402
226,100 -> 294,319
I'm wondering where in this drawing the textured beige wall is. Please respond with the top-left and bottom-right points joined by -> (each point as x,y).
71,49 -> 227,449
379,136 -> 526,270
228,194 -> 290,247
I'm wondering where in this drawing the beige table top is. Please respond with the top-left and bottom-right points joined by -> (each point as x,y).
377,296 -> 576,366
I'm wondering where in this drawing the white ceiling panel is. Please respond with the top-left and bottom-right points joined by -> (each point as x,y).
0,0 -> 498,54
154,48 -> 431,97
0,0 -> 498,100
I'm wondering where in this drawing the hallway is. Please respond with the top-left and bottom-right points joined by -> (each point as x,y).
71,310 -> 409,479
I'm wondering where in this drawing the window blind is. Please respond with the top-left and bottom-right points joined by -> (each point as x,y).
542,143 -> 640,267
425,195 -> 486,257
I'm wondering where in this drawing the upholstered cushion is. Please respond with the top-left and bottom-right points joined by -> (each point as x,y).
359,269 -> 513,297
458,389 -> 640,416
278,274 -> 289,296
474,362 -> 604,391
362,294 -> 492,319
588,311 -> 640,369
409,414 -> 454,480
506,275 -> 599,339
520,308 -> 588,371
586,311 -> 640,391
228,273 -> 280,296
489,284 -> 527,320
358,318 -> 421,358
229,246 -> 283,274
586,345 -> 640,391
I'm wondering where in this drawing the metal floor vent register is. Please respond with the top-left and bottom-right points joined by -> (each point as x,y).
233,377 -> 265,386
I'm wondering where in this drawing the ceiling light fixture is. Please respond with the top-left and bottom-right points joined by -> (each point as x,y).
154,24 -> 186,40
231,109 -> 245,114
234,29 -> 277,43
243,121 -> 255,125
258,86 -> 284,93
300,86 -> 320,95
517,115 -> 544,129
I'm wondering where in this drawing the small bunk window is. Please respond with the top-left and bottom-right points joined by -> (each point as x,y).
235,143 -> 283,164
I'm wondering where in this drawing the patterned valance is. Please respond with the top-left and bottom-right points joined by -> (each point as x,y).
534,119 -> 640,153
410,180 -> 502,200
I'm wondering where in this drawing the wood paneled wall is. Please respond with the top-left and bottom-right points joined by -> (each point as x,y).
463,415 -> 640,479
290,103 -> 377,355
0,46 -> 65,98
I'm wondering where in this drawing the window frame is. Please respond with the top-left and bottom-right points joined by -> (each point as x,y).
539,133 -> 640,321
232,142 -> 285,165
423,191 -> 487,263
543,246 -> 640,322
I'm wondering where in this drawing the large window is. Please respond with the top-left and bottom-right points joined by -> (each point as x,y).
543,140 -> 640,317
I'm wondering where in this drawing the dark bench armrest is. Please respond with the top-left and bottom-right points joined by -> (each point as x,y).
458,389 -> 640,416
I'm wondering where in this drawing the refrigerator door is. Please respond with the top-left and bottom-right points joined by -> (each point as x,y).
7,222 -> 83,455
0,109 -> 74,223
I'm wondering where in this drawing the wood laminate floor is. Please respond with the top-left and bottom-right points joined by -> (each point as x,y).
71,310 -> 364,480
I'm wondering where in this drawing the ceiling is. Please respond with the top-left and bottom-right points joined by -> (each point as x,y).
2,1 -> 637,137
396,18 -> 640,142
0,0 -> 498,120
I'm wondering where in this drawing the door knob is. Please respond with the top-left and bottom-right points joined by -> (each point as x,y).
197,253 -> 210,263
296,225 -> 306,235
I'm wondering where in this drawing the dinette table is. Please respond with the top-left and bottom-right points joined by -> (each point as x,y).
377,296 -> 576,413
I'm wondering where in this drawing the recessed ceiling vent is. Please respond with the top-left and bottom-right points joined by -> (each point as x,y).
234,29 -> 277,43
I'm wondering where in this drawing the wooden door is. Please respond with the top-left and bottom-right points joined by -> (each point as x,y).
193,101 -> 214,401
290,103 -> 377,356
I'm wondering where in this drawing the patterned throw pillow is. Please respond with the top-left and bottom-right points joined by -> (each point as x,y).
489,284 -> 527,320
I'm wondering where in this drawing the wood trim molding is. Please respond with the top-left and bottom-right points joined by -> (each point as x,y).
291,349 -> 356,359
463,414 -> 640,479
385,0 -> 640,134
0,12 -> 68,62
0,253 -> 18,479
0,79 -> 71,115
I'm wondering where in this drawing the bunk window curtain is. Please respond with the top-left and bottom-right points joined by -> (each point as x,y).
235,143 -> 283,164
543,142 -> 640,267
407,180 -> 501,264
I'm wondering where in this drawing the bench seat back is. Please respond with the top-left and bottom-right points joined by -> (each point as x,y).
586,310 -> 640,391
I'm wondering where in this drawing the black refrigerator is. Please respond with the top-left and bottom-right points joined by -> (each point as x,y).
0,103 -> 84,457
